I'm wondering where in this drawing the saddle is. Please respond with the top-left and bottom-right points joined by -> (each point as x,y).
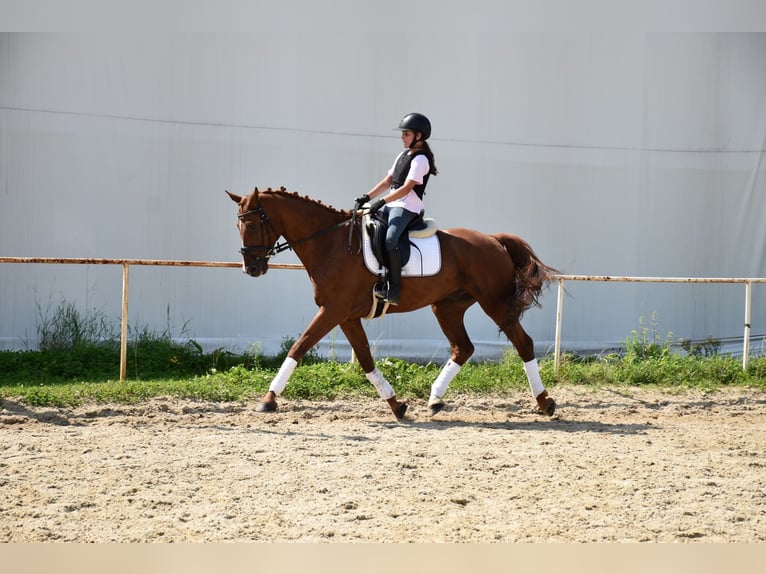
360,209 -> 440,320
364,210 -> 437,270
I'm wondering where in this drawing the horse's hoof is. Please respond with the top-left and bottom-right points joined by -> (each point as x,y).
428,400 -> 445,415
540,398 -> 556,417
256,400 -> 278,413
535,391 -> 556,417
394,402 -> 408,420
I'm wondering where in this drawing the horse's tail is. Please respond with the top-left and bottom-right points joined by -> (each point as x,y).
491,233 -> 559,323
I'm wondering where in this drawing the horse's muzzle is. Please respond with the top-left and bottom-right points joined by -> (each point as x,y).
243,259 -> 269,277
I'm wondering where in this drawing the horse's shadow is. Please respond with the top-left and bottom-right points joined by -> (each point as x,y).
1,398 -> 652,436
0,398 -> 250,427
595,387 -> 766,409
172,417 -> 651,439
391,417 -> 651,436
0,399 -> 77,426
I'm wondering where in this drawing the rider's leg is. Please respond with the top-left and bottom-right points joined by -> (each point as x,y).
385,248 -> 402,305
384,207 -> 417,305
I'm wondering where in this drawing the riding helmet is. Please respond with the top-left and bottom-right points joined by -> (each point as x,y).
396,113 -> 431,140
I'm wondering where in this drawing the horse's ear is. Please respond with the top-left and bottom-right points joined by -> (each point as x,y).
225,190 -> 242,204
244,187 -> 260,210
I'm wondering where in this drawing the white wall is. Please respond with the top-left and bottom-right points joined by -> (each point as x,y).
2,24 -> 765,360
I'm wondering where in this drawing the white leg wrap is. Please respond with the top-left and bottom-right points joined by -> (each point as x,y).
429,359 -> 461,402
523,358 -> 545,398
269,357 -> 298,395
365,368 -> 395,400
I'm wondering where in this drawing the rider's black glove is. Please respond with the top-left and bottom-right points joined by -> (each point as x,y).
367,197 -> 386,214
354,194 -> 370,206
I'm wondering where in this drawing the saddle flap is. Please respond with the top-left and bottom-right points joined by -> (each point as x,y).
365,214 -> 388,269
362,212 -> 441,277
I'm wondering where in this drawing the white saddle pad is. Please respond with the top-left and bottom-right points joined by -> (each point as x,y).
361,218 -> 441,277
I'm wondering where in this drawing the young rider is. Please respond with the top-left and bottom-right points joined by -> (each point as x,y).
355,112 -> 438,305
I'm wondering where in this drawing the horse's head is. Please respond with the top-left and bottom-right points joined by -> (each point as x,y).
227,187 -> 281,277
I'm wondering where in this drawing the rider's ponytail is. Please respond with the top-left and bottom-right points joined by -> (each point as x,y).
421,141 -> 438,176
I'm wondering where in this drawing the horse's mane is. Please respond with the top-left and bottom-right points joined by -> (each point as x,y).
260,187 -> 351,218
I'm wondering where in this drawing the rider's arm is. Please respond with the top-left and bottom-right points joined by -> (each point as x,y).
382,179 -> 417,202
363,178 -> 416,213
367,175 -> 393,199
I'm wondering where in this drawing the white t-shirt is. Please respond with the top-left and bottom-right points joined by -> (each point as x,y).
385,151 -> 430,213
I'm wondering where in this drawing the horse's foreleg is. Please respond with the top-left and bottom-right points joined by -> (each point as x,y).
505,321 -> 556,416
256,307 -> 337,413
339,318 -> 407,419
429,295 -> 476,415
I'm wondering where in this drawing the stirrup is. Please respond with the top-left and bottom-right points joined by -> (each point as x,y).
385,284 -> 400,305
373,280 -> 388,300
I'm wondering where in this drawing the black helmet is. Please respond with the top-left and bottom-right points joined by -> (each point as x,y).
396,113 -> 431,140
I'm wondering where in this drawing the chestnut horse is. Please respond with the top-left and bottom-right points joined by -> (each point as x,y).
227,187 -> 558,419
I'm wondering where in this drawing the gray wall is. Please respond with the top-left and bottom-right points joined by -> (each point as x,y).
2,24 -> 765,360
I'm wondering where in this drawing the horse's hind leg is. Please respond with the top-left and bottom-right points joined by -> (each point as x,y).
474,294 -> 556,416
429,294 -> 477,415
340,318 -> 407,419
504,320 -> 556,416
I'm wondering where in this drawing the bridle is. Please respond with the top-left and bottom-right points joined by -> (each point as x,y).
237,203 -> 290,259
237,199 -> 359,260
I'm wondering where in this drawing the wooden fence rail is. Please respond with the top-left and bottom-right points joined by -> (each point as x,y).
552,275 -> 766,372
1,257 -> 302,380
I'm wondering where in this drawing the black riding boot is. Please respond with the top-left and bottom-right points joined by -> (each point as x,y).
385,248 -> 402,305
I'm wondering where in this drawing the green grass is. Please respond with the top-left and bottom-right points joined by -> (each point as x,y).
2,350 -> 765,409
553,352 -> 764,390
1,301 -> 764,408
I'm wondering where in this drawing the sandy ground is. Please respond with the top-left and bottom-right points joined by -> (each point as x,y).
1,386 -> 764,543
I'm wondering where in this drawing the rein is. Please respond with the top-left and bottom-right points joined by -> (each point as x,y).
238,202 -> 358,257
